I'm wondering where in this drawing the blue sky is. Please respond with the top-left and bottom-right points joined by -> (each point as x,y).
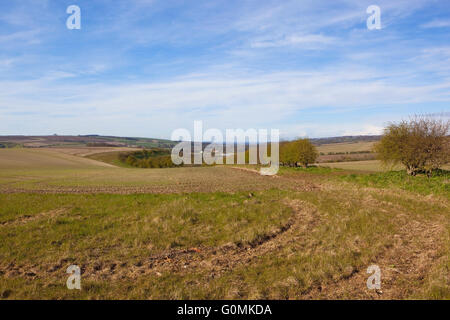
0,0 -> 449,139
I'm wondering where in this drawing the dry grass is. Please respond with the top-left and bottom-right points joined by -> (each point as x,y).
1,185 -> 447,299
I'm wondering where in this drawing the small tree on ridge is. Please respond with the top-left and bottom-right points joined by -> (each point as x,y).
374,116 -> 449,176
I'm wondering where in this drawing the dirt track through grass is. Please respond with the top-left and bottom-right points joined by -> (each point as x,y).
1,185 -> 447,299
71,198 -> 319,281
0,148 -> 448,299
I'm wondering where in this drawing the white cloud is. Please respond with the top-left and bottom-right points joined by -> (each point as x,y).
250,34 -> 336,48
0,29 -> 42,45
421,19 -> 450,28
1,64 -> 450,137
0,58 -> 17,68
0,0 -> 448,138
342,124 -> 384,136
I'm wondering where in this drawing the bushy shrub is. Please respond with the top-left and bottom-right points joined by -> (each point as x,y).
119,149 -> 181,168
374,117 -> 449,176
280,138 -> 318,167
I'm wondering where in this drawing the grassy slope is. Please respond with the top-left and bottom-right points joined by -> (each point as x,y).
0,148 -> 113,170
0,191 -> 291,263
85,151 -> 133,168
1,181 -> 447,299
342,170 -> 449,196
0,148 -> 448,299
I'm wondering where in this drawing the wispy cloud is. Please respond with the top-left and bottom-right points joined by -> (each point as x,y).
0,0 -> 449,137
1,63 -> 449,137
421,19 -> 450,28
0,29 -> 42,45
250,34 -> 336,48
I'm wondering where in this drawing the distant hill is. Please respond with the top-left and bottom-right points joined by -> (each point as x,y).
309,135 -> 381,145
0,135 -> 177,149
0,134 -> 381,149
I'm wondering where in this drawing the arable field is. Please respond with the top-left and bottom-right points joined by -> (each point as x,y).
315,141 -> 378,163
319,160 -> 390,172
319,160 -> 450,172
316,141 -> 375,154
0,148 -> 448,299
0,148 -> 116,170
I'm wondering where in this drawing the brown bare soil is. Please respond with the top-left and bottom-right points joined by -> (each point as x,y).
0,166 -> 319,195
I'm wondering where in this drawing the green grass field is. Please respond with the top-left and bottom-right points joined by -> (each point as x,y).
319,160 -> 392,172
0,148 -> 448,299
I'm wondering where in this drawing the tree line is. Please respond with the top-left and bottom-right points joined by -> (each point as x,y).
119,149 -> 179,168
119,116 -> 449,175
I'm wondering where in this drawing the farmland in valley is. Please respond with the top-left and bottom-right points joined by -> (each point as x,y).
316,141 -> 376,154
0,144 -> 448,299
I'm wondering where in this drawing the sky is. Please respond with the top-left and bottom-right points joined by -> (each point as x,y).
0,0 -> 449,139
